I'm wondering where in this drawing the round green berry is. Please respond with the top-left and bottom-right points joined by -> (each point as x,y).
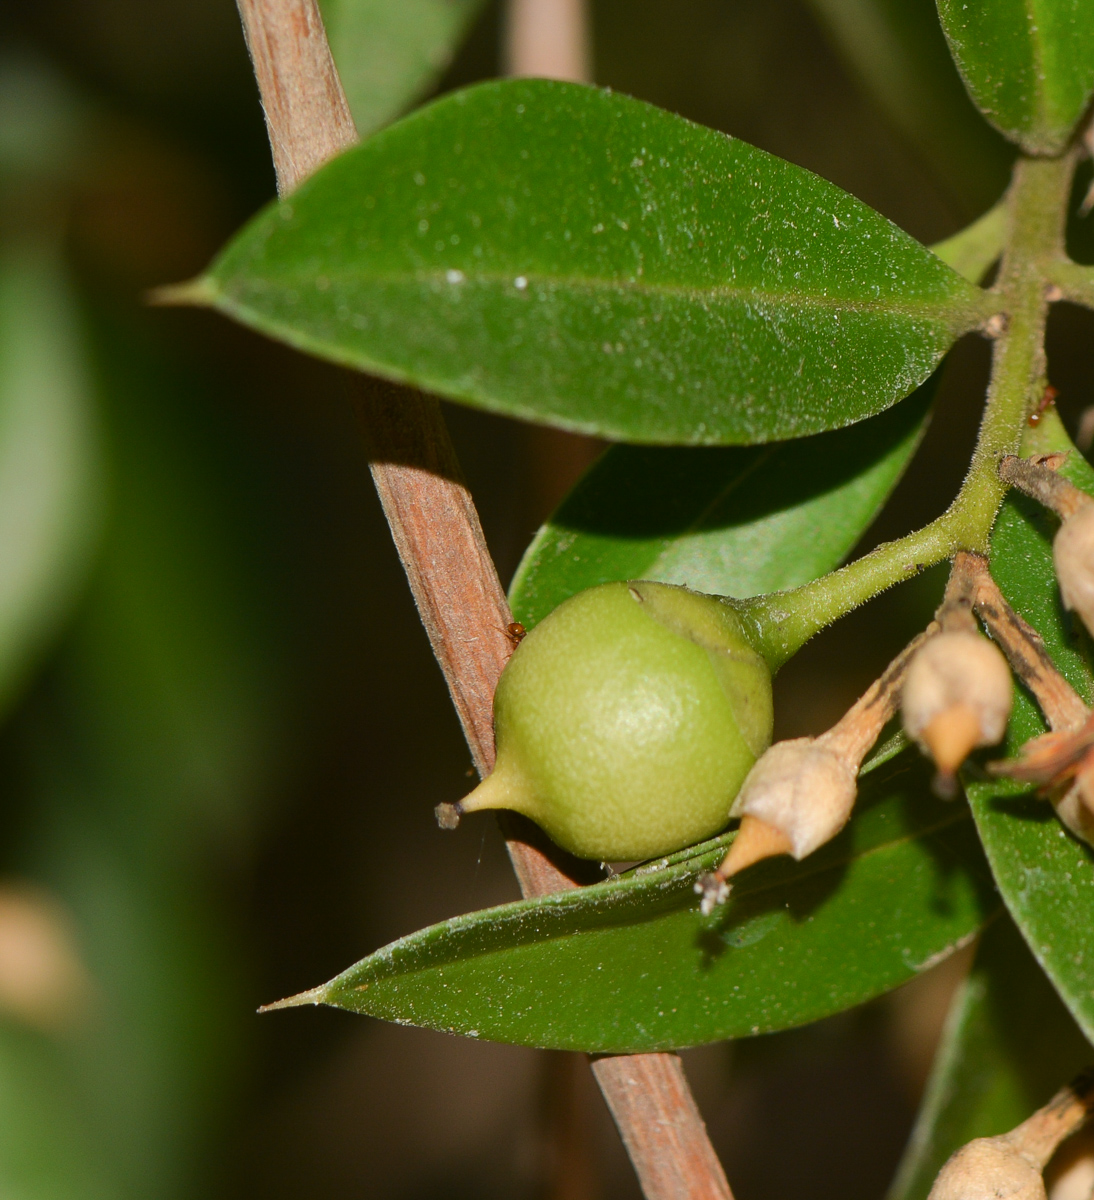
455,580 -> 773,861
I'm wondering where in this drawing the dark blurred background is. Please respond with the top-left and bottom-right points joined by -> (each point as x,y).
0,2 -> 1089,1198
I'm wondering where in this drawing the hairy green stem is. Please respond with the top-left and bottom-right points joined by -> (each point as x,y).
1047,259 -> 1094,308
739,151 -> 1078,670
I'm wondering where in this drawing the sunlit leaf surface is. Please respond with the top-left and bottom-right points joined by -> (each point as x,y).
203,79 -> 985,445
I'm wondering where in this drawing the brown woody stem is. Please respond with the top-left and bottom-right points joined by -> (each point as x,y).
971,564 -> 1088,731
822,626 -> 938,763
232,3 -> 732,1197
999,453 -> 1092,520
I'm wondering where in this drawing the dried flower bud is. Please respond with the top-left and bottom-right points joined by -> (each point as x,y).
1055,504 -> 1094,637
726,737 -> 858,866
928,1136 -> 1045,1200
1052,777 -> 1094,847
902,632 -> 1012,780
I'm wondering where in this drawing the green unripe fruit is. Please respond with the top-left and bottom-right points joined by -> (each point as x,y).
454,581 -> 774,861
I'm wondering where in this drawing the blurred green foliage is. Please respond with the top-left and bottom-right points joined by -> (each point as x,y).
0,51 -> 285,1200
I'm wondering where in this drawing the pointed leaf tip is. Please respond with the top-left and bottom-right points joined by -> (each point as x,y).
145,277 -> 218,308
257,984 -> 327,1013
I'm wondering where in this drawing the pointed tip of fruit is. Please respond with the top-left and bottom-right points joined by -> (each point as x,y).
719,815 -> 793,878
257,985 -> 327,1013
454,767 -> 525,819
145,276 -> 218,308
922,704 -> 982,776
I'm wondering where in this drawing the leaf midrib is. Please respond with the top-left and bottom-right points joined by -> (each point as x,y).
1025,0 -> 1049,131
225,265 -> 981,324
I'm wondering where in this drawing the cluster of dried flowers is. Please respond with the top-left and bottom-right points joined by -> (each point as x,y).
698,452 -> 1094,912
698,451 -> 1094,1196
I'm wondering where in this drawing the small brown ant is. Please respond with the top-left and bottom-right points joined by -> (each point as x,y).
1028,384 -> 1058,426
505,621 -> 527,647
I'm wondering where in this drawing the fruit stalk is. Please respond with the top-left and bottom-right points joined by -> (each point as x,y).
738,151 -> 1078,668
901,552 -> 1012,793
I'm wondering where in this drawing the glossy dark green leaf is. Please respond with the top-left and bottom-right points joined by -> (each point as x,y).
319,0 -> 487,137
0,236 -> 102,720
200,79 -> 987,445
289,753 -> 997,1052
888,915 -> 1091,1200
511,378 -> 934,629
936,0 -> 1094,155
964,411 -> 1094,1045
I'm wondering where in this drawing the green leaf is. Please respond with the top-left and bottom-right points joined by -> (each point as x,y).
964,410 -> 1094,1045
291,752 -> 997,1052
936,0 -> 1094,156
510,377 -> 934,629
200,79 -> 987,445
319,0 -> 487,138
0,235 -> 103,720
888,915 -> 1091,1200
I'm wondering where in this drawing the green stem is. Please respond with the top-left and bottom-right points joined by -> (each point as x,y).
738,151 -> 1077,671
1046,259 -> 1094,308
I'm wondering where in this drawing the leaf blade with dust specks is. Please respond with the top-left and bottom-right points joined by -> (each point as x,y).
936,0 -> 1094,155
199,79 -> 987,446
276,754 -> 997,1053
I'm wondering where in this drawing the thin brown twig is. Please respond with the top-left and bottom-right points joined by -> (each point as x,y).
970,563 -> 1089,732
935,549 -> 983,632
231,3 -> 732,1197
506,0 -> 592,81
999,453 -> 1092,520
821,625 -> 939,762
